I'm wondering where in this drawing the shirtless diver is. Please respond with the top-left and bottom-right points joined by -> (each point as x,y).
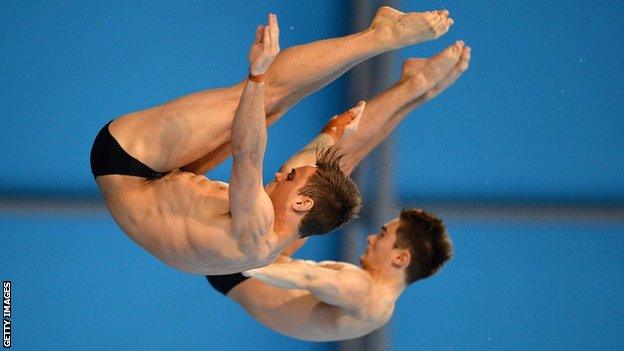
90,7 -> 455,274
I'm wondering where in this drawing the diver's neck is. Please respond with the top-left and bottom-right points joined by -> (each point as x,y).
272,213 -> 301,246
365,268 -> 406,299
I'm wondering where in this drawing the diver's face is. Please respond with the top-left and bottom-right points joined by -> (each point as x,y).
360,219 -> 401,269
266,165 -> 317,209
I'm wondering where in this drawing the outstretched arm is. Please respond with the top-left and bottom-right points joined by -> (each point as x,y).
229,14 -> 281,260
243,259 -> 371,310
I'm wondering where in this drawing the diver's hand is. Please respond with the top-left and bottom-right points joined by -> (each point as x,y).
322,101 -> 365,142
249,13 -> 280,76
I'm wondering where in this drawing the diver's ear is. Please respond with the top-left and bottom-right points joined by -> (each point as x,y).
393,250 -> 411,269
292,195 -> 314,213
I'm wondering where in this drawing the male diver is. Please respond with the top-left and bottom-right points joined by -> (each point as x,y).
90,7 -> 455,274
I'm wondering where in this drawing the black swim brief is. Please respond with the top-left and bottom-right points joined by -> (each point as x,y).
90,121 -> 166,179
206,273 -> 250,296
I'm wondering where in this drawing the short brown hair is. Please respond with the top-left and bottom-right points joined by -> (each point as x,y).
394,208 -> 453,284
297,147 -> 361,237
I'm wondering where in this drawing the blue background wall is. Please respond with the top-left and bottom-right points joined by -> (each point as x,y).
393,0 -> 624,203
1,0 -> 623,350
1,0 -> 622,200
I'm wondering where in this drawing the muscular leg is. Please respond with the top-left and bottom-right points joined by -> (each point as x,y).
339,42 -> 471,172
190,8 -> 453,174
109,7 -> 453,174
266,7 -> 453,114
379,45 -> 471,142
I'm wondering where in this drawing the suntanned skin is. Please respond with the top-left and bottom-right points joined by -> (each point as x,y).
240,219 -> 413,341
94,7 -> 455,274
220,45 -> 471,342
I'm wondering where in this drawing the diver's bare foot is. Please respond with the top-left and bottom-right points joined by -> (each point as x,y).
400,41 -> 465,99
417,45 -> 471,102
371,6 -> 454,50
370,6 -> 405,27
398,58 -> 428,84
